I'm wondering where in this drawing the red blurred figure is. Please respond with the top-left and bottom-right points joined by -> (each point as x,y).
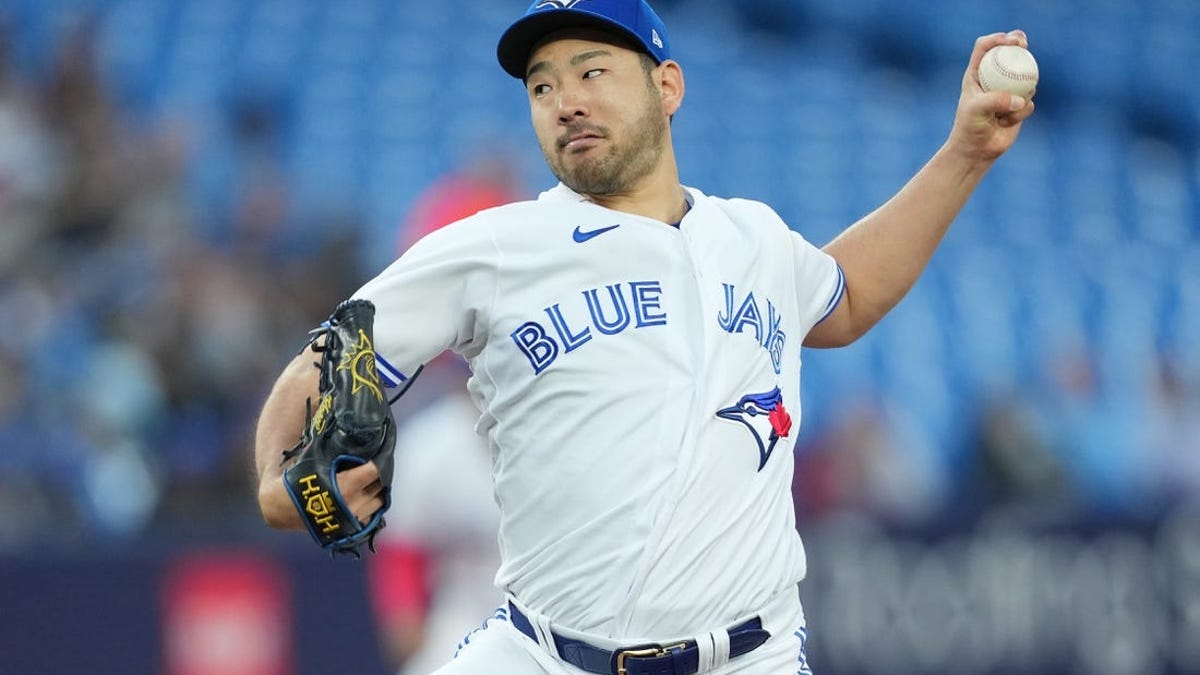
367,157 -> 522,675
395,156 -> 524,254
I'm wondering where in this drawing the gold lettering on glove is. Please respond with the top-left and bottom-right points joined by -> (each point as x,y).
298,474 -> 341,534
311,394 -> 333,435
338,329 -> 384,402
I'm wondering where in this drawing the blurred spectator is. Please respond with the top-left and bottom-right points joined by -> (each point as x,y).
217,90 -> 292,251
0,18 -> 58,276
0,8 -> 373,544
1034,342 -> 1157,521
961,390 -> 1075,526
39,18 -> 133,247
0,350 -> 60,545
1142,353 -> 1200,506
794,394 -> 942,527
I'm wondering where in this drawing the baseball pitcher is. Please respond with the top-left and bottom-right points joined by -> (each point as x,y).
253,1 -> 1035,673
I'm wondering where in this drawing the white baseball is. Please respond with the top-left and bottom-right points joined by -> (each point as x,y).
978,44 -> 1038,99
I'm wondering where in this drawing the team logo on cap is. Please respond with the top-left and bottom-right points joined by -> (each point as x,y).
535,0 -> 587,9
717,387 -> 792,471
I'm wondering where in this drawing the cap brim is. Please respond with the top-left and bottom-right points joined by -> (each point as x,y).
497,10 -> 647,79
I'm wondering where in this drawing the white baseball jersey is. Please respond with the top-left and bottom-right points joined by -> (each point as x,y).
354,183 -> 844,640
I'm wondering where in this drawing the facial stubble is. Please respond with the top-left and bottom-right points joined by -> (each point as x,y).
541,78 -> 667,197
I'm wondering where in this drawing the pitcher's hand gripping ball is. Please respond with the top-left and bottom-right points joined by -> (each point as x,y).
282,299 -> 396,557
978,44 -> 1039,99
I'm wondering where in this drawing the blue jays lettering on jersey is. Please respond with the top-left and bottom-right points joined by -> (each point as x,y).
718,284 -> 787,374
352,183 -> 844,637
509,280 -> 667,374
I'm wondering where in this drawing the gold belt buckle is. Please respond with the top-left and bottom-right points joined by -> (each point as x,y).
615,643 -> 689,675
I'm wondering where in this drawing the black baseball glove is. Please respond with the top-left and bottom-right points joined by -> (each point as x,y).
282,299 -> 397,557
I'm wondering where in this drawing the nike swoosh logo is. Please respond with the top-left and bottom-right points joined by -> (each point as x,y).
572,224 -> 620,243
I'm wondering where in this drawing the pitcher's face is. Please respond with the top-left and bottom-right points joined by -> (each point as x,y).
525,34 -> 669,196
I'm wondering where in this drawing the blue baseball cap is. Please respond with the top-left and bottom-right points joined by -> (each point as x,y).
497,0 -> 671,79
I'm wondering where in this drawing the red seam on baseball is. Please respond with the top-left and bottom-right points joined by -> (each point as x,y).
990,50 -> 1037,81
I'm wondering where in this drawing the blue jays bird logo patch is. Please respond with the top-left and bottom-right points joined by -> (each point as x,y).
716,387 -> 792,471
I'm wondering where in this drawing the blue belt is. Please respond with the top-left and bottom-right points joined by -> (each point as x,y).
507,601 -> 771,675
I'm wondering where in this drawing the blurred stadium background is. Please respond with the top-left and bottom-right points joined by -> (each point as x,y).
0,0 -> 1197,673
